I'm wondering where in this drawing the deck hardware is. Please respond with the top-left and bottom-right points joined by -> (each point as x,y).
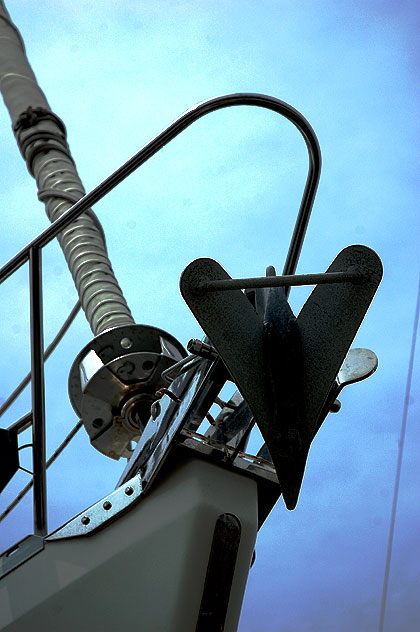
196,269 -> 365,292
181,245 -> 382,509
68,324 -> 186,459
196,513 -> 242,631
0,535 -> 44,579
47,474 -> 142,540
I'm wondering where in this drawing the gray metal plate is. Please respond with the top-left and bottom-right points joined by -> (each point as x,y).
0,535 -> 44,579
47,474 -> 142,540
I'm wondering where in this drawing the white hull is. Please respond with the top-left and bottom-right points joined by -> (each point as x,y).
0,459 -> 258,632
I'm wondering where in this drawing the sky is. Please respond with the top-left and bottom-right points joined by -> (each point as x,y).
0,1 -> 419,630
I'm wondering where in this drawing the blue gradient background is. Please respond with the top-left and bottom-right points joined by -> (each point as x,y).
0,2 -> 419,630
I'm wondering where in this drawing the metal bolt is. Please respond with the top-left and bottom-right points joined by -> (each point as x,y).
120,337 -> 133,350
330,399 -> 341,413
187,338 -> 218,359
103,501 -> 112,511
125,486 -> 134,496
81,516 -> 90,525
150,400 -> 161,420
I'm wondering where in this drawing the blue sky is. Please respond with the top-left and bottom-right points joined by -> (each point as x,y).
0,1 -> 419,630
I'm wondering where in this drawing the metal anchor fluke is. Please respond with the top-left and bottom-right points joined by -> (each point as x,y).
180,245 -> 382,510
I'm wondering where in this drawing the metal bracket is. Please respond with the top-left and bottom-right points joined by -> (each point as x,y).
0,535 -> 44,579
47,474 -> 142,540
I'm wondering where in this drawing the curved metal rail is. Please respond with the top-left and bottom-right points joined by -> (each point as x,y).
0,93 -> 321,284
0,93 -> 322,537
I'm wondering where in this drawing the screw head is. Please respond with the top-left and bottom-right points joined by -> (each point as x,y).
125,486 -> 134,496
103,501 -> 112,511
120,337 -> 133,350
81,516 -> 90,525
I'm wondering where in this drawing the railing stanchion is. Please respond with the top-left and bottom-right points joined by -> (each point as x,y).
29,246 -> 47,536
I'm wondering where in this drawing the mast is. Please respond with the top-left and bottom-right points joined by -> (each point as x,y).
0,1 -> 134,335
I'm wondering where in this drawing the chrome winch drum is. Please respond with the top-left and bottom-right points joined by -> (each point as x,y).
68,324 -> 186,459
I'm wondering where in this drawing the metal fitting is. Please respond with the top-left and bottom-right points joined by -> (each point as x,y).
69,324 -> 186,459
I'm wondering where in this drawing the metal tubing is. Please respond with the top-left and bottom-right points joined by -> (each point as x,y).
0,420 -> 83,524
8,412 -> 33,435
29,246 -> 47,536
198,270 -> 364,292
0,93 -> 321,288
